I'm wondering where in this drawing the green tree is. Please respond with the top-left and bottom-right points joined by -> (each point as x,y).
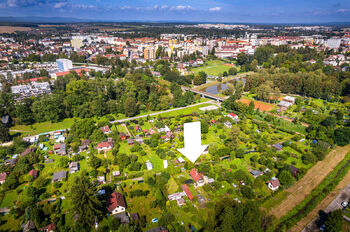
325,209 -> 342,232
0,123 -> 11,142
124,97 -> 139,117
277,170 -> 294,186
71,175 -> 102,230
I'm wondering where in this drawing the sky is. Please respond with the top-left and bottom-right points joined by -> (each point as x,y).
0,0 -> 349,23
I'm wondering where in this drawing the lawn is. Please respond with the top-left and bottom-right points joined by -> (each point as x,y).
192,60 -> 232,76
159,103 -> 215,118
11,118 -> 76,136
0,190 -> 18,208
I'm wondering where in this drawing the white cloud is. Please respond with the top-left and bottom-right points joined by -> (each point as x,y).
53,2 -> 67,8
336,8 -> 349,13
170,5 -> 192,11
209,6 -> 221,12
72,4 -> 95,9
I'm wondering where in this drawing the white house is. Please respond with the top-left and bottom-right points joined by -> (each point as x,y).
146,161 -> 153,170
268,178 -> 281,191
107,192 -> 126,215
227,113 -> 239,121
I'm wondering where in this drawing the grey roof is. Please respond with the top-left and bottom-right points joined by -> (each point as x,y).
52,170 -> 67,181
113,212 -> 130,224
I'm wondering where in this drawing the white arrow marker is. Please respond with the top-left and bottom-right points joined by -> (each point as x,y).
178,121 -> 208,163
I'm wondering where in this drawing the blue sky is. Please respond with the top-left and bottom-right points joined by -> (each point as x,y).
0,0 -> 349,23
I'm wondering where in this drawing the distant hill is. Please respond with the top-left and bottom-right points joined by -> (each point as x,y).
0,16 -> 90,23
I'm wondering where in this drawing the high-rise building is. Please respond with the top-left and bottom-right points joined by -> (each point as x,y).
144,47 -> 156,60
56,59 -> 73,72
71,37 -> 83,49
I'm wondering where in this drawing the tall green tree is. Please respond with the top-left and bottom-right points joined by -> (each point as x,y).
71,174 -> 102,231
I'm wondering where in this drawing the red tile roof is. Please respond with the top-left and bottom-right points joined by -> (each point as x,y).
181,184 -> 193,201
28,169 -> 38,178
229,113 -> 237,117
0,172 -> 7,181
190,168 -> 202,182
97,141 -> 112,149
55,68 -> 89,77
100,126 -> 111,133
107,192 -> 126,212
53,144 -> 61,150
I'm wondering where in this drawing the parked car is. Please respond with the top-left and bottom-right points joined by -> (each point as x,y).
341,201 -> 348,207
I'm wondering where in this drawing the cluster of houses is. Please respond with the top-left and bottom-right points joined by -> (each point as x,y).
167,168 -> 214,206
11,82 -> 51,101
277,96 -> 296,111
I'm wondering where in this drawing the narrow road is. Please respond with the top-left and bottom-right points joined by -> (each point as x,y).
110,101 -> 215,124
269,145 -> 350,219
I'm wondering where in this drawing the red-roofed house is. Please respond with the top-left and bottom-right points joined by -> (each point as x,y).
28,169 -> 39,179
107,192 -> 126,214
51,68 -> 89,80
181,184 -> 193,201
41,223 -> 55,232
190,169 -> 205,186
100,126 -> 111,134
228,113 -> 239,120
0,172 -> 7,184
97,141 -> 113,152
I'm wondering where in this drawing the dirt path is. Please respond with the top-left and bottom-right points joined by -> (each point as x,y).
292,172 -> 350,232
269,145 -> 350,219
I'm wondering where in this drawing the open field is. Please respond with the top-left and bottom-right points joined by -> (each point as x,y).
0,26 -> 32,33
238,98 -> 275,112
291,170 -> 350,232
268,145 -> 350,218
10,101 -> 213,136
191,60 -> 232,76
193,72 -> 252,91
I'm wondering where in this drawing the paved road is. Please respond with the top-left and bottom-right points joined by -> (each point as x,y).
110,100 -> 215,124
301,182 -> 350,232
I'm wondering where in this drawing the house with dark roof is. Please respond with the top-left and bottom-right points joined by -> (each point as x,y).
20,147 -> 35,157
69,162 -> 79,174
131,213 -> 139,221
290,165 -> 299,177
250,170 -> 263,178
4,158 -> 17,166
52,171 -> 67,183
107,192 -> 126,215
113,212 -> 130,224
272,143 -> 283,151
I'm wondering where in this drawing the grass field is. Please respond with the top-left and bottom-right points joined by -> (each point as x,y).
268,144 -> 350,218
10,100 -> 213,136
157,103 -> 215,118
11,118 -> 76,136
191,60 -> 232,76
